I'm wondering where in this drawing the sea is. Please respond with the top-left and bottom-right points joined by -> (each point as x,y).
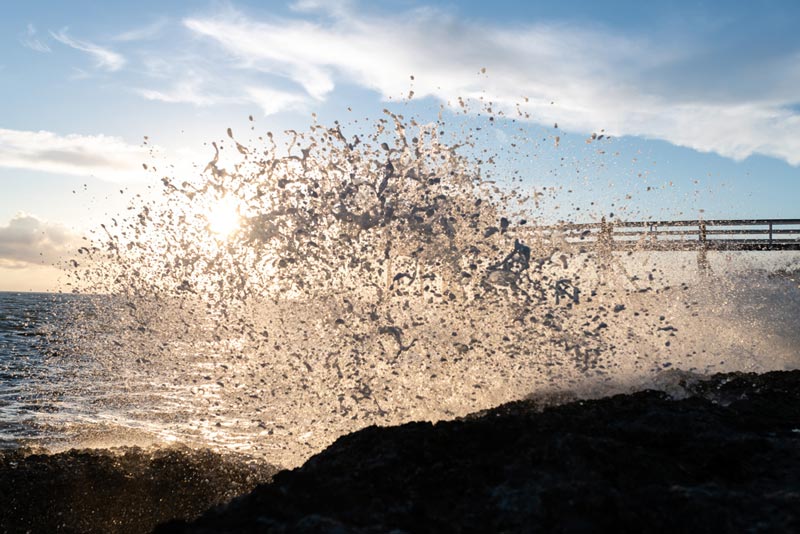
0,292 -> 160,452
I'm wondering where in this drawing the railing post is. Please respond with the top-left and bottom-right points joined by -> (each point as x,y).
697,220 -> 710,275
769,222 -> 773,245
597,216 -> 614,266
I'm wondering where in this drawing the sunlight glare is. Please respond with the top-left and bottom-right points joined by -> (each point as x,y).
207,196 -> 241,238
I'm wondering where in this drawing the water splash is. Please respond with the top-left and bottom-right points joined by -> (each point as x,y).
53,106 -> 800,466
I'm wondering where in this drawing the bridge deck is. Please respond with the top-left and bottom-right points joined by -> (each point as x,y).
535,219 -> 800,252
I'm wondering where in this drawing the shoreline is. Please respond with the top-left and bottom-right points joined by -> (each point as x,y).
0,446 -> 278,534
160,368 -> 800,533
2,368 -> 798,533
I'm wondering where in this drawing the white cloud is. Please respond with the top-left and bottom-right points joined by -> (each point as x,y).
69,67 -> 92,80
0,128 -> 149,182
184,16 -> 335,99
136,77 -> 222,107
20,24 -> 51,53
245,86 -> 308,115
183,5 -> 800,165
136,73 -> 309,116
113,17 -> 168,42
51,28 -> 125,71
0,214 -> 80,268
289,0 -> 354,16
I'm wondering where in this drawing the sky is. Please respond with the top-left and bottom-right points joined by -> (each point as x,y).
1,0 -> 799,291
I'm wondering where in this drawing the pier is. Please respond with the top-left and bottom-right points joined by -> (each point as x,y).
546,218 -> 800,252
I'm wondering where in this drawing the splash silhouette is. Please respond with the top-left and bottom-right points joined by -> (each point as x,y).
56,107 -> 800,466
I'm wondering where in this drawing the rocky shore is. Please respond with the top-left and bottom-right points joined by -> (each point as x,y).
157,370 -> 800,533
0,446 -> 278,533
2,370 -> 799,533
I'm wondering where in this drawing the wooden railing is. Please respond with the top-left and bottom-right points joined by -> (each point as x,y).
537,219 -> 800,251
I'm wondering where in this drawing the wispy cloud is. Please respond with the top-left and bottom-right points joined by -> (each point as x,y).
0,213 -> 80,268
51,28 -> 125,71
184,15 -> 336,100
0,128 -> 149,182
20,24 -> 51,53
182,4 -> 800,165
244,86 -> 308,115
136,71 -> 309,116
136,76 -> 223,107
289,0 -> 354,16
113,17 -> 169,42
69,67 -> 92,80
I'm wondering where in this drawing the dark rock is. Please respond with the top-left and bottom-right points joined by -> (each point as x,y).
158,370 -> 800,533
0,446 -> 278,534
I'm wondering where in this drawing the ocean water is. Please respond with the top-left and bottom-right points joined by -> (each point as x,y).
0,292 -> 158,451
0,292 -> 74,448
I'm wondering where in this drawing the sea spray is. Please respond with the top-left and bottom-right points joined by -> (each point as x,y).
51,106 -> 800,466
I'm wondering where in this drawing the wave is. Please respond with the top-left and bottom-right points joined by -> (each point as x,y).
31,108 -> 800,468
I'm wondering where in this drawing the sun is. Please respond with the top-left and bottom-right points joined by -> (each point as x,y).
207,196 -> 241,238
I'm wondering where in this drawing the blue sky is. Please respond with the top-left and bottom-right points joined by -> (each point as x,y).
1,0 -> 799,290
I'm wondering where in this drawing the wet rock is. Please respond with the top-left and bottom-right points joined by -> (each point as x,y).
159,370 -> 800,533
0,446 -> 278,534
